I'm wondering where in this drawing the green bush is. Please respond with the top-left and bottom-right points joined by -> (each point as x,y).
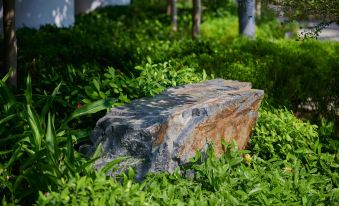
0,74 -> 114,204
15,6 -> 337,123
211,38 -> 339,121
80,59 -> 208,103
251,107 -> 318,160
36,172 -> 149,205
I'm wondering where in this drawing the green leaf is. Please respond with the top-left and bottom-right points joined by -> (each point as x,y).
93,79 -> 100,91
0,150 -> 13,155
223,190 -> 239,205
77,143 -> 102,173
66,98 -> 116,124
2,196 -> 8,206
13,175 -> 27,193
46,113 -> 56,155
69,129 -> 90,143
66,131 -> 75,164
248,185 -> 263,196
20,149 -> 47,170
1,67 -> 13,83
302,196 -> 307,206
0,78 -> 16,111
25,75 -> 33,105
100,156 -> 130,174
295,148 -> 314,154
0,114 -> 16,126
202,69 -> 207,80
64,158 -> 76,176
229,158 -> 243,167
41,82 -> 62,119
0,132 -> 28,143
92,143 -> 103,160
27,105 -> 42,150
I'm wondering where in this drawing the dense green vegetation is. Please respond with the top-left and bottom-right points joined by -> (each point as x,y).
1,2 -> 338,205
15,5 -> 338,122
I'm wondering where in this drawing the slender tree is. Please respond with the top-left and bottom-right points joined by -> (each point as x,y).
166,0 -> 178,31
169,0 -> 177,32
166,0 -> 171,15
238,0 -> 256,37
192,0 -> 201,39
3,0 -> 17,88
256,0 -> 261,18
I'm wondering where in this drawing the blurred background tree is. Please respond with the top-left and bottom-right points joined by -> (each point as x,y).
262,0 -> 339,38
2,0 -> 17,88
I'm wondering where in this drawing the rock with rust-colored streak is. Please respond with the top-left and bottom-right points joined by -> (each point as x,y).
90,79 -> 264,179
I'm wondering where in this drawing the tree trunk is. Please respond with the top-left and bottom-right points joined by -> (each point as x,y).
3,0 -> 17,88
169,0 -> 177,32
166,0 -> 171,15
192,0 -> 201,39
256,0 -> 261,17
238,0 -> 255,38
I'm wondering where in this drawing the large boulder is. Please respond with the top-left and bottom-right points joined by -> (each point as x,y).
90,79 -> 264,178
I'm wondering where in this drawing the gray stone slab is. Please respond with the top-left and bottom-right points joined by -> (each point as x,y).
90,79 -> 264,178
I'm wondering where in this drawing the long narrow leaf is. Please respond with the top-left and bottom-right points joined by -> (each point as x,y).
69,129 -> 91,143
0,132 -> 30,143
77,143 -> 102,173
0,79 -> 16,111
20,149 -> 47,170
66,98 -> 115,124
1,68 -> 13,82
64,159 -> 76,176
27,105 -> 42,150
5,146 -> 24,168
0,150 -> 13,155
66,130 -> 75,165
0,114 -> 16,126
46,113 -> 56,155
41,83 -> 62,119
100,156 -> 129,174
13,175 -> 27,193
25,75 -> 33,105
46,152 -> 62,177
77,156 -> 100,174
92,143 -> 103,160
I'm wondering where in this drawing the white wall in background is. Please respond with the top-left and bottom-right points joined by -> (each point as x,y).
0,0 -> 74,32
75,0 -> 130,15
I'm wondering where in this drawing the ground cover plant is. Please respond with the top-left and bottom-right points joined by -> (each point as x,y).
1,1 -> 338,205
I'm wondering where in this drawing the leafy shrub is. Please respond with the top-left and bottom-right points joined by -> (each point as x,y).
0,75 -> 113,204
212,38 -> 339,123
37,172 -> 149,205
82,60 -> 208,102
251,107 -> 319,159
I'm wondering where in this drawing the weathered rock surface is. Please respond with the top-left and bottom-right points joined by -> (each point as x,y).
90,79 -> 264,178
